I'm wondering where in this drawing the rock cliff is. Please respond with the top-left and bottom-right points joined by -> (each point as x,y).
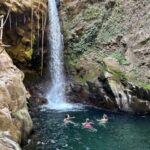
0,47 -> 32,150
0,0 -> 48,149
60,0 -> 150,113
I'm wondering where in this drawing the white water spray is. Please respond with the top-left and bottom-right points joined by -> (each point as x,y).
46,0 -> 82,110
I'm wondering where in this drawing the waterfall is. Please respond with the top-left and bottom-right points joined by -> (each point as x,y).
46,0 -> 81,110
46,0 -> 65,109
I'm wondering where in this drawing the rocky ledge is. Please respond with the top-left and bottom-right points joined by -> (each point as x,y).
68,56 -> 150,114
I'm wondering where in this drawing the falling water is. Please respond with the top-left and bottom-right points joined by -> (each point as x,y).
46,0 -> 81,110
46,0 -> 65,109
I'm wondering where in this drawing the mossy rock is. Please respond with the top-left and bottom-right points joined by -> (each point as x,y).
7,44 -> 33,62
111,51 -> 130,65
103,57 -> 120,71
142,84 -> 150,90
16,27 -> 25,36
21,36 -> 31,44
96,3 -> 128,44
83,5 -> 102,21
24,47 -> 33,60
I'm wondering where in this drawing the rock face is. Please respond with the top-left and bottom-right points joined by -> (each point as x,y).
68,56 -> 150,113
0,0 -> 48,70
61,0 -> 150,83
0,47 -> 32,149
60,0 -> 150,113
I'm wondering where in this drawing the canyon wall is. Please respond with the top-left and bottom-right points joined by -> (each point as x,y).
60,0 -> 150,113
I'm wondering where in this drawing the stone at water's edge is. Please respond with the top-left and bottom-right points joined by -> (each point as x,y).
0,48 -> 32,149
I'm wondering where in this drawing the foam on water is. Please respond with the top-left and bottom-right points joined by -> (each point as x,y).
41,102 -> 84,112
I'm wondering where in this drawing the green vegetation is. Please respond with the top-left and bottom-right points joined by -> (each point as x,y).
84,25 -> 99,44
63,0 -> 150,89
96,3 -> 128,44
68,24 -> 99,57
83,5 -> 102,21
111,69 -> 127,82
111,52 -> 130,65
142,84 -> 150,90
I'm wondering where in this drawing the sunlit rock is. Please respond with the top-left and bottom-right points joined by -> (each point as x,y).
0,48 -> 32,148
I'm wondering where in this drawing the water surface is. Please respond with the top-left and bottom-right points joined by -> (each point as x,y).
24,107 -> 150,150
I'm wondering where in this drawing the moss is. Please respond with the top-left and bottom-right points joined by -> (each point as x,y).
21,37 -> 31,44
67,59 -> 77,68
111,51 -> 130,65
63,4 -> 104,59
75,62 -> 125,84
67,24 -> 99,58
83,5 -> 101,21
78,67 -> 101,83
111,70 -> 127,82
83,25 -> 99,44
96,3 -> 128,44
104,62 -> 127,83
7,44 -> 33,62
24,47 -> 33,60
142,84 -> 150,90
63,1 -> 132,85
66,55 -> 102,84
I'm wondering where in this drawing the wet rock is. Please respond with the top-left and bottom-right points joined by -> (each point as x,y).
29,96 -> 48,106
27,85 -> 48,108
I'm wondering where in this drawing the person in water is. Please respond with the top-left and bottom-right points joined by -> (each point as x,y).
64,114 -> 76,125
83,118 -> 94,129
98,114 -> 108,123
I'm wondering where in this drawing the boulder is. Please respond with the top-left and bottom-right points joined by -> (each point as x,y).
0,131 -> 21,150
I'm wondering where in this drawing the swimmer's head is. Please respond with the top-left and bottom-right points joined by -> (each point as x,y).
103,114 -> 108,119
86,118 -> 89,122
65,114 -> 70,118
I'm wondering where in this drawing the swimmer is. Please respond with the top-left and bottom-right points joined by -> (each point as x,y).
67,114 -> 75,120
64,114 -> 76,125
82,118 -> 94,129
97,114 -> 108,123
